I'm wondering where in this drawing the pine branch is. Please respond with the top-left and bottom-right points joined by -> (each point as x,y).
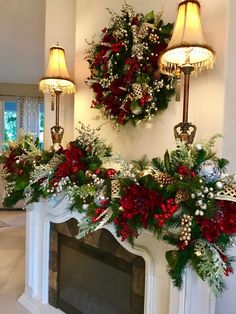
192,240 -> 227,296
152,157 -> 165,172
132,155 -> 150,172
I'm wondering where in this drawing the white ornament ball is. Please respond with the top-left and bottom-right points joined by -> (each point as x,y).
197,160 -> 221,183
82,204 -> 89,210
216,181 -> 224,190
94,192 -> 106,207
200,203 -> 207,210
196,144 -> 203,151
196,199 -> 203,207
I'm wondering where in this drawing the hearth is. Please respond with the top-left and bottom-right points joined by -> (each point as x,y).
49,220 -> 145,314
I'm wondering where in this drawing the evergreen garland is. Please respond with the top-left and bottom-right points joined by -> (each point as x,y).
1,126 -> 236,296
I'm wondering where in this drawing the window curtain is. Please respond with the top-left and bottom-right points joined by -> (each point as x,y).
17,97 -> 40,138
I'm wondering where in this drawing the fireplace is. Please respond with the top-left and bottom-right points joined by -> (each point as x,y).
49,220 -> 145,314
18,194 -> 215,314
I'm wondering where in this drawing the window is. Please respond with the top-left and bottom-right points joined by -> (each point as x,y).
4,101 -> 17,142
0,99 -> 44,147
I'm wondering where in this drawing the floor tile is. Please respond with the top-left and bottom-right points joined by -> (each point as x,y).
0,269 -> 12,287
0,234 -> 25,250
0,250 -> 24,269
0,267 -> 25,296
0,295 -> 30,314
0,210 -> 28,313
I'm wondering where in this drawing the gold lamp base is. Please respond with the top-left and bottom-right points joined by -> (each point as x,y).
174,122 -> 197,145
51,125 -> 64,150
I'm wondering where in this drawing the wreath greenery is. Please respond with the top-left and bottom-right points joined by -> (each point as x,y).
1,125 -> 236,296
86,2 -> 175,126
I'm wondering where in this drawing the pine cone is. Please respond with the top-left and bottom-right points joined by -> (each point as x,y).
153,172 -> 176,185
175,190 -> 190,203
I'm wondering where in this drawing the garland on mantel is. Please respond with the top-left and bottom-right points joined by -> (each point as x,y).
1,124 -> 236,296
85,2 -> 175,126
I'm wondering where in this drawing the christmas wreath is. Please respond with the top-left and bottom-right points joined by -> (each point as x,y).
1,126 -> 236,296
86,2 -> 175,126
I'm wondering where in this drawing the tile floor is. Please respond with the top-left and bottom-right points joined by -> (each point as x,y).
0,210 -> 29,314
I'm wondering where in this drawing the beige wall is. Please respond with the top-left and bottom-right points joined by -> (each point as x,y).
74,0 -> 228,161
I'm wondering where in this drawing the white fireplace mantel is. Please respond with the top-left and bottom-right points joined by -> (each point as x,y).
18,194 -> 215,314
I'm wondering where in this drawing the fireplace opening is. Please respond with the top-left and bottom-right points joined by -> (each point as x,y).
49,220 -> 145,314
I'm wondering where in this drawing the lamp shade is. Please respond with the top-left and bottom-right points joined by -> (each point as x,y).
160,0 -> 215,75
39,44 -> 75,94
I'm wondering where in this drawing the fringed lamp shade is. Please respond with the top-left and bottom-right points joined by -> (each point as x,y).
39,44 -> 75,94
160,0 -> 215,75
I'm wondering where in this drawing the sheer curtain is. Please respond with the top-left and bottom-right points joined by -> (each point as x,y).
17,96 -> 40,138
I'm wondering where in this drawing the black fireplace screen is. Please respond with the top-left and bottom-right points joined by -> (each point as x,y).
49,221 -> 145,314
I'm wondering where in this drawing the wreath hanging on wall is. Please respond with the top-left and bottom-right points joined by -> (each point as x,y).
86,2 -> 175,126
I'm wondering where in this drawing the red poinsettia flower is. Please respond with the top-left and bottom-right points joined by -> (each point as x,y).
92,83 -> 104,98
93,48 -> 110,66
102,32 -> 115,43
110,78 -> 126,97
52,143 -> 85,184
120,184 -> 163,228
197,200 -> 236,242
115,185 -> 178,241
111,42 -> 124,53
4,152 -> 17,172
196,217 -> 221,243
216,200 -> 236,235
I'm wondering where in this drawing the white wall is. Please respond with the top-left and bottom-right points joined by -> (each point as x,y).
0,0 -> 45,84
216,0 -> 236,313
74,0 -> 227,161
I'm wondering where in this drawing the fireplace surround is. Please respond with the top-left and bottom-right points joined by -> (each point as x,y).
18,193 -> 215,314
